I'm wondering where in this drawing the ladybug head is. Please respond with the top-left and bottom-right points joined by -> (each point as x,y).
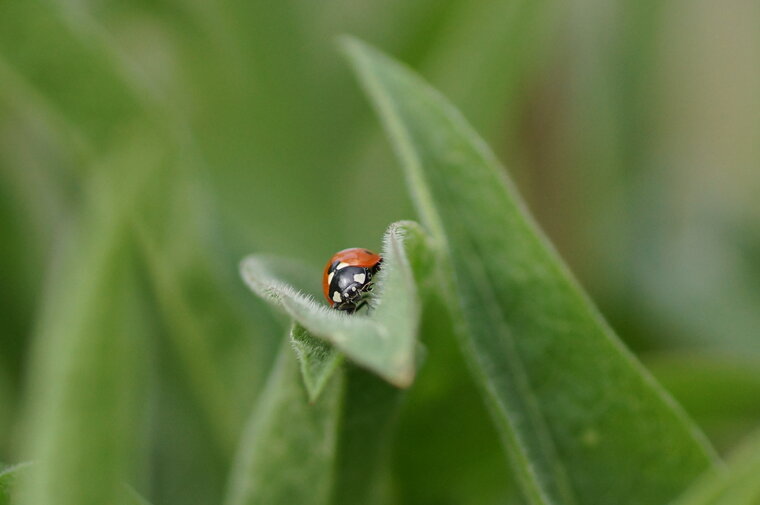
330,265 -> 372,310
322,248 -> 382,313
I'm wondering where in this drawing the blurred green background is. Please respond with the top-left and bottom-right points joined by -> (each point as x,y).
1,0 -> 758,504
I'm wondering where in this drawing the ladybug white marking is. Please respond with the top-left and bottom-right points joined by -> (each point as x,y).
336,262 -> 349,270
327,272 -> 334,285
332,291 -> 342,302
353,273 -> 366,284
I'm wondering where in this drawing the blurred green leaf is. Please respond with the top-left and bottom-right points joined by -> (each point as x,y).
0,1 -> 157,150
0,463 -> 31,505
418,0 -> 557,140
241,220 -> 426,388
17,167 -> 151,505
646,353 -> 760,452
344,37 -> 717,505
671,428 -> 760,505
136,223 -> 244,457
646,354 -> 760,419
224,343 -> 343,505
123,487 -> 154,505
0,368 -> 12,458
290,323 -> 343,403
131,166 -> 281,504
1,463 -> 153,505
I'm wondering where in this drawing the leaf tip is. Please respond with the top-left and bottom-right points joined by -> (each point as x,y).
337,35 -> 388,76
238,255 -> 258,283
386,363 -> 416,389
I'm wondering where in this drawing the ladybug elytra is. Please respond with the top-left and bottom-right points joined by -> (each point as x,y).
322,248 -> 382,313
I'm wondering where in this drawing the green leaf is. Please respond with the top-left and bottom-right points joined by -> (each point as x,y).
224,342 -> 343,505
136,222 -> 247,457
289,323 -> 344,403
17,166 -> 151,505
225,340 -> 405,505
328,364 -> 405,505
241,220 -> 426,388
343,37 -> 717,505
671,428 -> 760,505
18,232 -> 147,505
391,290 -> 520,505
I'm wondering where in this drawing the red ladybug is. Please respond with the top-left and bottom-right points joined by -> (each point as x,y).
322,248 -> 382,313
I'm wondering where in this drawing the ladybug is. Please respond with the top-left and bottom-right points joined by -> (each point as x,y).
322,248 -> 383,313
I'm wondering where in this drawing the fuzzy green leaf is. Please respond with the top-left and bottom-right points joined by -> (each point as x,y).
343,37 -> 717,505
241,220 -> 426,388
289,323 -> 344,403
224,342 -> 343,505
329,364 -> 404,505
225,340 -> 405,505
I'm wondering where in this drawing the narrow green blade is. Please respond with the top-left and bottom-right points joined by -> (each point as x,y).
16,163 -> 152,505
18,227 -> 146,505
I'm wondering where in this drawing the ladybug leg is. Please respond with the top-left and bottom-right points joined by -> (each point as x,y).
335,302 -> 356,314
353,299 -> 369,314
